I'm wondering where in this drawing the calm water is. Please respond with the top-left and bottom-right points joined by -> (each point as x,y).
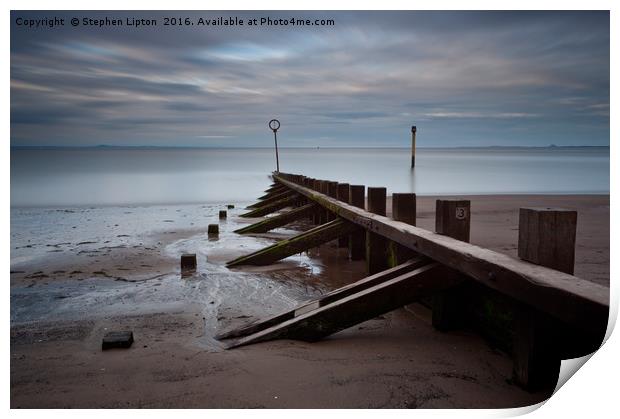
11,147 -> 609,207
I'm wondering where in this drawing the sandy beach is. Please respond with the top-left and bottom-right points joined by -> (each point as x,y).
10,194 -> 609,408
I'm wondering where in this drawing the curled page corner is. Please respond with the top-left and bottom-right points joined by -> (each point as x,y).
554,353 -> 595,394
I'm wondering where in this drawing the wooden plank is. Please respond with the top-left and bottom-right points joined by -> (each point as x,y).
239,194 -> 302,218
235,203 -> 318,234
264,184 -> 286,194
216,258 -> 428,340
227,219 -> 357,267
225,263 -> 463,348
247,189 -> 297,209
272,174 -> 608,332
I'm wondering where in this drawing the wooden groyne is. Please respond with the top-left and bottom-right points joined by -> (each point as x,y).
220,172 -> 609,392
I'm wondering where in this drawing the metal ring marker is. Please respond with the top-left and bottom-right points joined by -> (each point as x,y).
269,119 -> 281,172
269,119 -> 280,132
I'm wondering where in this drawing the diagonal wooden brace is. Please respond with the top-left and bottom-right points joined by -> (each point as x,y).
227,219 -> 356,267
240,194 -> 303,218
235,203 -> 318,234
225,262 -> 463,348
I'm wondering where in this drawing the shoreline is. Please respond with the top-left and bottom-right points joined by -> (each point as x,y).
10,193 -> 609,408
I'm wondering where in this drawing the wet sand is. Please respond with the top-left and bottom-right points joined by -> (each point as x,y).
10,194 -> 609,408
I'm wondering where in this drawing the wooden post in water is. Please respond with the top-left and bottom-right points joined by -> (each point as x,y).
411,126 -> 417,168
513,207 -> 577,391
432,199 -> 471,330
337,183 -> 350,247
348,185 -> 366,260
388,193 -> 417,266
366,187 -> 388,274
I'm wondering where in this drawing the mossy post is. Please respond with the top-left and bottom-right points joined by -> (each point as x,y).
337,183 -> 350,247
512,207 -> 576,391
366,187 -> 388,274
388,193 -> 417,266
348,185 -> 366,261
432,199 -> 471,331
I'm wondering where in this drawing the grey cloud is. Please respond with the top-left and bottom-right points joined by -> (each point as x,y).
10,10 -> 609,147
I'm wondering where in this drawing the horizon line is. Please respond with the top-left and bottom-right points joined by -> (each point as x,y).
10,144 -> 610,150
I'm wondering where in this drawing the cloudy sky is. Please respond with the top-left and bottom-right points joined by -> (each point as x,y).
10,11 -> 609,147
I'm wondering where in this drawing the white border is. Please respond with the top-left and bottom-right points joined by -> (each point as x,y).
4,1 -> 617,418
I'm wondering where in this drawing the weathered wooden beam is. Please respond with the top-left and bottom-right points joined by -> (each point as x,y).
258,189 -> 285,200
216,257 -> 428,340
225,263 -> 463,348
227,219 -> 357,267
239,194 -> 302,218
264,184 -> 286,194
247,189 -> 297,209
366,187 -> 388,274
272,174 -> 608,332
235,203 -> 318,234
348,185 -> 366,261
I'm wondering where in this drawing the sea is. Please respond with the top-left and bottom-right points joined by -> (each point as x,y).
10,146 -> 610,208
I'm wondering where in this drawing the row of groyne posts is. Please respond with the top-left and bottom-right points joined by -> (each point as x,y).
214,172 -> 609,392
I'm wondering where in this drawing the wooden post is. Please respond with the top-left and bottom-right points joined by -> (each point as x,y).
518,208 -> 577,275
219,210 -> 227,219
513,207 -> 577,391
366,187 -> 388,274
317,181 -> 326,224
432,199 -> 471,331
327,181 -> 338,221
388,193 -> 416,266
411,126 -> 417,168
208,224 -> 219,238
181,253 -> 197,272
337,183 -> 350,247
349,185 -> 366,261
435,199 -> 470,242
312,179 -> 321,224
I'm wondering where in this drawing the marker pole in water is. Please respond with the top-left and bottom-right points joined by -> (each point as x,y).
269,119 -> 281,172
411,125 -> 417,168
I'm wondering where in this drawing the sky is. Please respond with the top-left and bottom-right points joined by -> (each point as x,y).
10,11 -> 610,148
